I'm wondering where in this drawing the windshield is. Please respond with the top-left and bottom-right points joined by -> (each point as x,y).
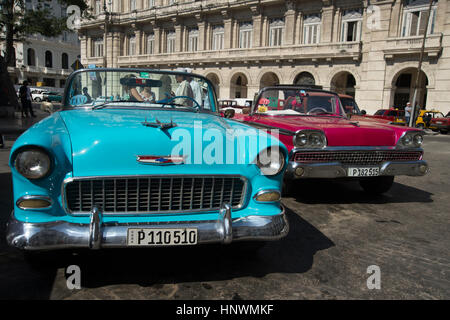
65,69 -> 216,112
254,88 -> 345,116
340,97 -> 361,115
374,110 -> 386,116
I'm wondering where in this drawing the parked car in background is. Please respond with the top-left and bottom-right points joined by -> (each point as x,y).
416,110 -> 445,129
232,86 -> 428,195
366,108 -> 406,124
429,111 -> 450,134
219,98 -> 253,114
30,89 -> 49,102
6,68 -> 289,261
338,94 -> 392,124
43,91 -> 63,102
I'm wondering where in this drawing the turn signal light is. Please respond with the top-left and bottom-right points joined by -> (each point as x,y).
17,198 -> 51,210
254,191 -> 281,202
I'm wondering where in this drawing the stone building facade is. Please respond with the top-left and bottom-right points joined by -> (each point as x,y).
79,0 -> 450,114
2,0 -> 80,89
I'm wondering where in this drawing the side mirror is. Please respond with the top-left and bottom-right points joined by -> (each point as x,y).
242,107 -> 250,114
361,110 -> 367,115
224,108 -> 235,119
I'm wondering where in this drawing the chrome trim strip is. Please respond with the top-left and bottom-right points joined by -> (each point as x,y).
289,146 -> 424,159
6,206 -> 288,250
61,174 -> 249,216
285,160 -> 429,179
16,195 -> 53,210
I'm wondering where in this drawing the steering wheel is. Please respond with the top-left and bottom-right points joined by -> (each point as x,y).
307,107 -> 329,115
161,96 -> 201,110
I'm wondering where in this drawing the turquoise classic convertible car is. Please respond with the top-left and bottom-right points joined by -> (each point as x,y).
6,68 -> 289,256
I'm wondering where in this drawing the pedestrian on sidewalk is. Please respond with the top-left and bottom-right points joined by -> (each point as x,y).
19,81 -> 36,118
405,102 -> 412,126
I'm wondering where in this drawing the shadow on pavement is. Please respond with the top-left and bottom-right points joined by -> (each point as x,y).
0,172 -> 57,300
44,207 -> 334,290
289,179 -> 433,205
0,168 -> 334,296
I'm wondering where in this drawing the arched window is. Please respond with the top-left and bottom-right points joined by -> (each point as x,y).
295,72 -> 315,85
62,53 -> 69,69
27,48 -> 36,66
45,50 -> 53,68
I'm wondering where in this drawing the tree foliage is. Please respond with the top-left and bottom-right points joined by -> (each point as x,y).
0,0 -> 91,108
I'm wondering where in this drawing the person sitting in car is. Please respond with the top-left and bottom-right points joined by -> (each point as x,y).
122,74 -> 144,102
140,87 -> 156,103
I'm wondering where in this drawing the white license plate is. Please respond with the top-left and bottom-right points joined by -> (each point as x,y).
437,121 -> 443,124
347,167 -> 380,177
127,228 -> 198,246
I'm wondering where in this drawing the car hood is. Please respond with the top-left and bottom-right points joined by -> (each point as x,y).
250,115 -> 402,147
60,109 -> 267,177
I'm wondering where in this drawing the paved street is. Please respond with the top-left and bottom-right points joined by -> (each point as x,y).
0,129 -> 449,300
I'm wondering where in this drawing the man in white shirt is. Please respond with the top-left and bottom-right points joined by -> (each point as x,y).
405,102 -> 412,126
185,68 -> 202,107
174,68 -> 194,107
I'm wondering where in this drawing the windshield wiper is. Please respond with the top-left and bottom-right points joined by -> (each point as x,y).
154,101 -> 200,113
91,100 -> 132,110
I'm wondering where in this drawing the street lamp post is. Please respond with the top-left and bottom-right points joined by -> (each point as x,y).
103,0 -> 112,68
409,0 -> 434,127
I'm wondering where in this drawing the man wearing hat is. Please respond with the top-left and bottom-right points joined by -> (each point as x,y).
185,68 -> 202,106
405,102 -> 412,126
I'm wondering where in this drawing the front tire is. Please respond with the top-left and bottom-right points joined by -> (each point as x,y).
34,97 -> 41,102
359,176 -> 394,195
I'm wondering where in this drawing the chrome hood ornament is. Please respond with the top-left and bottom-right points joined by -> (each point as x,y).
142,117 -> 177,130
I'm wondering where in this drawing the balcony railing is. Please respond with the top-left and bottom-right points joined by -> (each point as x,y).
117,41 -> 362,66
8,65 -> 72,76
383,34 -> 443,57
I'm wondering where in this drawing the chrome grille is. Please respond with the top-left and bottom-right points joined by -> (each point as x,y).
65,176 -> 247,214
293,150 -> 422,165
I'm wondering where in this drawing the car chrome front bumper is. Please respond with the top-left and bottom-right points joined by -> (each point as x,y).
285,160 -> 429,179
6,204 -> 289,251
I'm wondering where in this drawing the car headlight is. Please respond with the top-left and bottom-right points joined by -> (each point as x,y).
294,130 -> 327,148
14,147 -> 52,180
256,147 -> 285,176
399,132 -> 424,148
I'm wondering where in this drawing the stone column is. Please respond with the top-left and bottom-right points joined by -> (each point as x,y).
284,1 -> 296,45
296,11 -> 303,44
154,26 -> 161,54
250,5 -> 262,48
110,31 -> 122,68
252,13 -> 262,48
174,21 -> 183,53
261,15 -> 268,47
321,6 -> 334,43
198,20 -> 206,51
333,8 -> 341,43
205,22 -> 212,51
86,36 -> 92,58
80,34 -> 88,64
135,28 -> 142,55
224,16 -> 233,49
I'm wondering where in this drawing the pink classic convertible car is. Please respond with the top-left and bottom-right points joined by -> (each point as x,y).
231,86 -> 428,194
